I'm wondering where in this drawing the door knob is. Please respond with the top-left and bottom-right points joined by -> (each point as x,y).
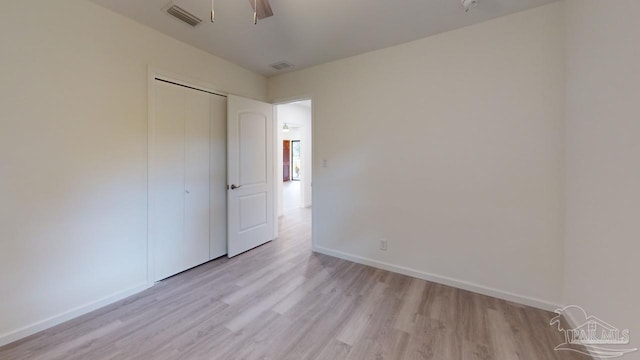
230,184 -> 242,190
185,189 -> 191,194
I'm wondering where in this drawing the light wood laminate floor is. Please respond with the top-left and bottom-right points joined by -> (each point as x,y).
0,208 -> 588,360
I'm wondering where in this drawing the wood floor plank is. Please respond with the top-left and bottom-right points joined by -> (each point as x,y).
336,282 -> 388,346
394,278 -> 427,333
0,208 -> 590,360
314,338 -> 352,360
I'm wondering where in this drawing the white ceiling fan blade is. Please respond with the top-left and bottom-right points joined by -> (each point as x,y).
249,0 -> 273,20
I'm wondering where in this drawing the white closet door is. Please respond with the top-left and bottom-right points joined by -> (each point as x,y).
152,80 -> 210,281
183,88 -> 211,272
209,95 -> 228,259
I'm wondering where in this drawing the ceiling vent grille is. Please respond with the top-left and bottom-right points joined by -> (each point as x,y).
167,5 -> 202,27
270,61 -> 295,71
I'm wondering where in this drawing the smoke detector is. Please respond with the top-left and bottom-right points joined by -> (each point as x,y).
462,0 -> 479,12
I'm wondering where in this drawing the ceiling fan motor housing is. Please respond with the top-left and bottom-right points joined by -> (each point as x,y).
462,0 -> 479,12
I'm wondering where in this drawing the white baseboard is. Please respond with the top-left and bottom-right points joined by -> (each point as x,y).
0,283 -> 149,348
312,245 -> 561,312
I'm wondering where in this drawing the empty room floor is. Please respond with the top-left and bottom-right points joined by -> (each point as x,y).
0,208 -> 585,360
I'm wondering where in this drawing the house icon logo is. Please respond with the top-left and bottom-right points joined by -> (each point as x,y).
550,305 -> 638,358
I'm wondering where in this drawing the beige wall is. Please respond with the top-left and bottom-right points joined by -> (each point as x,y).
564,0 -> 640,349
269,3 -> 565,308
0,0 -> 266,344
269,3 -> 566,308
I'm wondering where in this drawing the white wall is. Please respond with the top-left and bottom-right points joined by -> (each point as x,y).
269,3 -> 566,308
276,103 -> 313,216
564,0 -> 640,351
0,0 -> 266,345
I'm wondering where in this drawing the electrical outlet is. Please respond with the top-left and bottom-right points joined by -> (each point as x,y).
380,239 -> 388,251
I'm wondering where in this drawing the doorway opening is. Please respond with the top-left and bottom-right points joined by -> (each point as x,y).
276,100 -> 312,218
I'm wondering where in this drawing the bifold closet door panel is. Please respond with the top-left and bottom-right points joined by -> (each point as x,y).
152,81 -> 211,282
184,89 -> 211,270
153,82 -> 187,281
210,95 -> 228,259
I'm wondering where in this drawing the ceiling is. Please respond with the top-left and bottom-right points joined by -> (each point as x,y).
90,0 -> 557,76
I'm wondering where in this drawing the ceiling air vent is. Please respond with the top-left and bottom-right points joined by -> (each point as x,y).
167,5 -> 202,27
270,61 -> 295,71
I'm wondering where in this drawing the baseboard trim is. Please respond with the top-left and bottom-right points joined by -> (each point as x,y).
312,245 -> 561,312
0,283 -> 149,348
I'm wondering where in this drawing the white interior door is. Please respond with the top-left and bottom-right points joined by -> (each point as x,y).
151,80 -> 211,281
227,95 -> 274,257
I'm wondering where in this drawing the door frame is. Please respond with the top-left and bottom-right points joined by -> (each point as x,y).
290,140 -> 301,181
147,67 -> 229,288
271,95 -> 315,250
283,140 -> 291,182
